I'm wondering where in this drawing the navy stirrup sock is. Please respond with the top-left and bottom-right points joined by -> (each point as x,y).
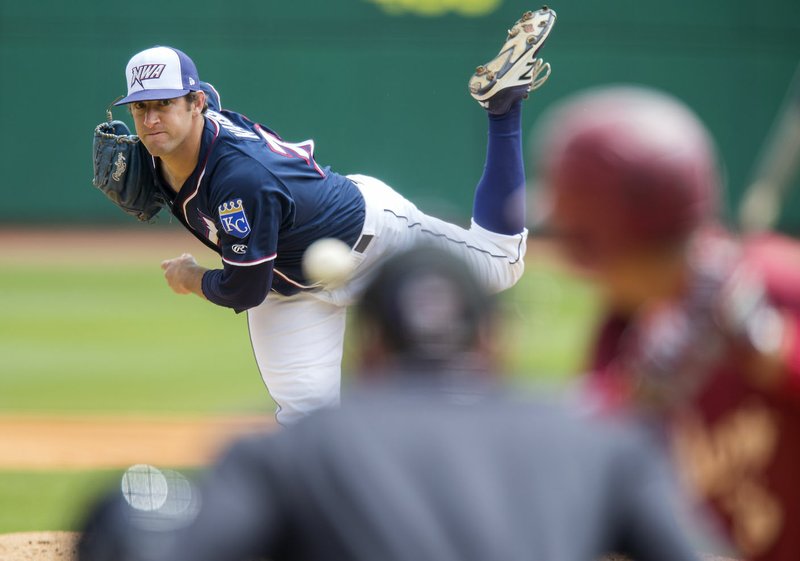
472,101 -> 526,235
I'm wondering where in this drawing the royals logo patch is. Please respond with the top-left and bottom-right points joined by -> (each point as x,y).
218,199 -> 251,239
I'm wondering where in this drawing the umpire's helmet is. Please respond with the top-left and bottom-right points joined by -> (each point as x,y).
358,246 -> 493,365
533,86 -> 721,267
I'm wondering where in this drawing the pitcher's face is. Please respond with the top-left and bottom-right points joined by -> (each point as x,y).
130,97 -> 197,158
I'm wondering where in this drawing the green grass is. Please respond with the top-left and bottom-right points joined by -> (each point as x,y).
0,471 -> 124,533
501,259 -> 601,380
0,251 -> 600,533
0,263 -> 270,414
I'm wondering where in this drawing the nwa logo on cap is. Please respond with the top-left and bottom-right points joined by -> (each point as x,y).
130,64 -> 166,88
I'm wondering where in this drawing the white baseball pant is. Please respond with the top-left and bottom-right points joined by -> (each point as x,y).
248,174 -> 527,424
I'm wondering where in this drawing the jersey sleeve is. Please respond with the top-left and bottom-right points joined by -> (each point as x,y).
211,161 -> 294,268
200,161 -> 294,310
742,235 -> 800,399
201,262 -> 274,312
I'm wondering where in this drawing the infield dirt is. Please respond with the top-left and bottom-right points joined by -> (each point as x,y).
0,414 -> 275,470
0,532 -> 78,561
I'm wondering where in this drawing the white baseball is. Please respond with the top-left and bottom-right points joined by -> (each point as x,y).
302,238 -> 356,287
121,464 -> 169,512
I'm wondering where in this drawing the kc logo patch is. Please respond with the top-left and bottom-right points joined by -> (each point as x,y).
218,199 -> 251,239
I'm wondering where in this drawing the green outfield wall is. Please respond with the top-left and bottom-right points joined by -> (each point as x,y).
2,0 -> 799,231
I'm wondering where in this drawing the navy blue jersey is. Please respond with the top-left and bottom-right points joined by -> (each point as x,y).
151,108 -> 365,308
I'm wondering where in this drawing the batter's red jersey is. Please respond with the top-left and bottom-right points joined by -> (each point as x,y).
588,234 -> 800,561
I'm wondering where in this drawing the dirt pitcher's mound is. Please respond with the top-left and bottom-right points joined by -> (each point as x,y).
0,532 -> 78,561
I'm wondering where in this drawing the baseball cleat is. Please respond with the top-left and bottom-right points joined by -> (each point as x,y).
469,6 -> 556,114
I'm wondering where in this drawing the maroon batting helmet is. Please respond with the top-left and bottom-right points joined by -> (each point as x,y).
534,86 -> 721,268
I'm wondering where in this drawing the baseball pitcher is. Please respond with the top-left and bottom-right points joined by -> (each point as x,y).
92,8 -> 557,424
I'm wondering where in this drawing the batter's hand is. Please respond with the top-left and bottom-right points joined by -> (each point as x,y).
161,253 -> 208,297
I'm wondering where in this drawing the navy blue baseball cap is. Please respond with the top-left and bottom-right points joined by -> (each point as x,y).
115,46 -> 200,106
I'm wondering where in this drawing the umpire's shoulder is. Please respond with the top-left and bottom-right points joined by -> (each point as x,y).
513,394 -> 667,463
225,406 -> 353,460
593,414 -> 672,478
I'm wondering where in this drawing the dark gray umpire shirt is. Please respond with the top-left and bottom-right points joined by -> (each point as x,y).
164,383 -> 700,561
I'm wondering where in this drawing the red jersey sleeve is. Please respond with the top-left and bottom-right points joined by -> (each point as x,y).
742,234 -> 800,398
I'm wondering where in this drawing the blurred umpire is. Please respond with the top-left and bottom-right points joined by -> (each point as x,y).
79,246 -> 700,561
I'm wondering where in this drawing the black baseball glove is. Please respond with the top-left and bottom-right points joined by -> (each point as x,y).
92,119 -> 165,222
